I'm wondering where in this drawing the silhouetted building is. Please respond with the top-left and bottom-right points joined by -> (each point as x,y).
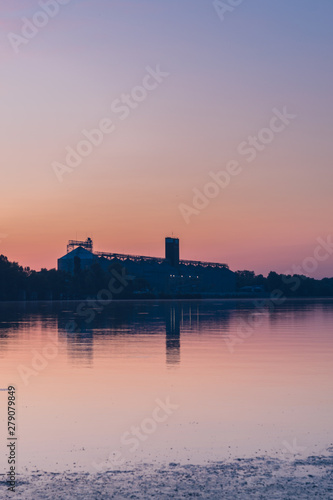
58,237 -> 236,295
165,237 -> 180,267
58,246 -> 97,274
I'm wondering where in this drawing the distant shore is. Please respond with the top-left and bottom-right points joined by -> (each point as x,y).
1,295 -> 333,304
2,254 -> 333,302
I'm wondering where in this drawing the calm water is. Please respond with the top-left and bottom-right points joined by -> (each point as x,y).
0,299 -> 332,473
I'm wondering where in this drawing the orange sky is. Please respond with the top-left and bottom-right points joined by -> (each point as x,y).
1,1 -> 333,278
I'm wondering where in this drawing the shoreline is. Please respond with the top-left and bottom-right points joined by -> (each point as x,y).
1,296 -> 333,304
3,452 -> 333,499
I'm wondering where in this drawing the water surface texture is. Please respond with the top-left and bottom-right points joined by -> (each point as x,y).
0,299 -> 332,474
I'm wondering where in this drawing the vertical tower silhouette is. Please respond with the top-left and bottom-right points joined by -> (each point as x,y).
165,237 -> 180,267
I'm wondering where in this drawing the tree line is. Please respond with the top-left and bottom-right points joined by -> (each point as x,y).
0,254 -> 333,301
235,270 -> 333,297
0,255 -> 137,301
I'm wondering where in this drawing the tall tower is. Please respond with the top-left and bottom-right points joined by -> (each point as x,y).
165,237 -> 180,267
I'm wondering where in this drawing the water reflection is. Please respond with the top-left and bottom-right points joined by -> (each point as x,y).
166,305 -> 181,366
64,320 -> 94,366
1,299 -> 333,472
1,299 -> 333,369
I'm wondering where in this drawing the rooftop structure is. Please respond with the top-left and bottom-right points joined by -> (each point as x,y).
67,238 -> 93,253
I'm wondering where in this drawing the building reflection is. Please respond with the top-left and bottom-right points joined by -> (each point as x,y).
58,317 -> 94,366
55,300 -> 233,367
66,333 -> 94,366
165,305 -> 181,366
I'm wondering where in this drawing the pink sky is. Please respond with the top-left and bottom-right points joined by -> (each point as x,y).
1,0 -> 332,278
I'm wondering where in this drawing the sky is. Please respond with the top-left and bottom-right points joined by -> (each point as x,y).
1,0 -> 333,278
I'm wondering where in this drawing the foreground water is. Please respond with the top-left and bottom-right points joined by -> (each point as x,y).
0,299 -> 332,477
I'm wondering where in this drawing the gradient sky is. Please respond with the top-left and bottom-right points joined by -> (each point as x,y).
1,0 -> 333,277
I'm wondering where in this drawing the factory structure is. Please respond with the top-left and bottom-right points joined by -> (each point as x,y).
58,237 -> 235,295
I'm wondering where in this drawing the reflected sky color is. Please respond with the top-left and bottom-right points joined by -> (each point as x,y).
1,1 -> 333,276
0,299 -> 332,472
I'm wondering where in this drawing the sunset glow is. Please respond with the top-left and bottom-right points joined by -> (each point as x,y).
1,1 -> 332,277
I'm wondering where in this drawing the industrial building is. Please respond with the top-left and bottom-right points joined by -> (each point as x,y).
58,237 -> 235,295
